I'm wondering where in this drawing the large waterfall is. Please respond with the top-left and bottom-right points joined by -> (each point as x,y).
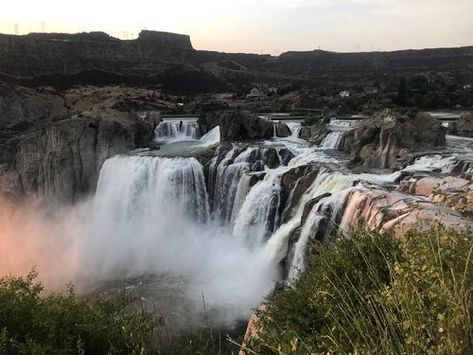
4,119 -> 470,332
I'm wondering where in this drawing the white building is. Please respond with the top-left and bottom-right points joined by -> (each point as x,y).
339,91 -> 350,98
246,87 -> 265,100
463,84 -> 472,90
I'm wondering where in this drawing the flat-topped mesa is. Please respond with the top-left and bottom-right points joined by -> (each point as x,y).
136,30 -> 193,49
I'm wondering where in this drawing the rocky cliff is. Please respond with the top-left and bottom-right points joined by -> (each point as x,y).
0,83 -> 157,202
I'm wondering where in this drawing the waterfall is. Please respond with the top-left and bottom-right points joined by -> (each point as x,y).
321,131 -> 344,149
287,122 -> 302,139
93,155 -> 210,225
155,121 -> 201,142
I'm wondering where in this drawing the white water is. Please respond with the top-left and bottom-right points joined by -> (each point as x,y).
403,154 -> 458,174
155,121 -> 201,142
79,153 -> 285,327
321,131 -> 345,149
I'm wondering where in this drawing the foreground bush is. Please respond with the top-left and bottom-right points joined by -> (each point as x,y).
0,272 -> 227,354
249,227 -> 473,354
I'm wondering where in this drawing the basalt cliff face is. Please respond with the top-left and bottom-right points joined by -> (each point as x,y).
1,31 -> 473,92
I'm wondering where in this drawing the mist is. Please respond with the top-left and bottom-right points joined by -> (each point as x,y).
0,154 -> 285,328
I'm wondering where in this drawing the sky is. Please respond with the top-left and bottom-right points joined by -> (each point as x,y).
0,0 -> 472,54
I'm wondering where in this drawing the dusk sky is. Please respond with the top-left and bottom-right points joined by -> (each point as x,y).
1,0 -> 472,54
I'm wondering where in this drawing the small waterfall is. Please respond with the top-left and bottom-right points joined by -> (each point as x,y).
155,121 -> 201,142
321,131 -> 344,149
287,122 -> 302,139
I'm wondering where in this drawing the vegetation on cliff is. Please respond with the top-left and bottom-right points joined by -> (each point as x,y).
249,227 -> 473,354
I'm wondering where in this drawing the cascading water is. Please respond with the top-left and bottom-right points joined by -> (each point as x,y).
233,173 -> 282,246
210,147 -> 264,223
286,173 -> 356,279
155,120 -> 201,142
321,131 -> 345,149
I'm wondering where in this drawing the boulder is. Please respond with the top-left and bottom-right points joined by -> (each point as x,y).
349,110 -> 446,169
299,123 -> 328,144
198,110 -> 275,141
273,122 -> 291,137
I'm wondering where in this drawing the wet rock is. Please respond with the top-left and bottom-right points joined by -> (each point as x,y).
10,116 -> 152,203
280,164 -> 322,222
301,192 -> 332,222
279,148 -> 295,166
262,147 -> 280,169
350,110 -> 446,169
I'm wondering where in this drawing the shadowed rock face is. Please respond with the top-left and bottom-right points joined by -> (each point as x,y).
349,110 -> 446,169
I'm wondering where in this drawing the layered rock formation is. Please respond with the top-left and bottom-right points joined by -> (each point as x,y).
349,110 -> 446,169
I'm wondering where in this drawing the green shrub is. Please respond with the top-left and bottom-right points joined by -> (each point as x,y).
249,226 -> 473,354
0,272 -> 228,354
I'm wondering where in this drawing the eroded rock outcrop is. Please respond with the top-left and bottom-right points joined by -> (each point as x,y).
349,110 -> 446,169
